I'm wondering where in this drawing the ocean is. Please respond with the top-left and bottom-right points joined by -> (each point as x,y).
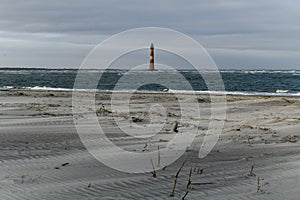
1,68 -> 299,96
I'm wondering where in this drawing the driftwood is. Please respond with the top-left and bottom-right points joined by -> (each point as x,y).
171,121 -> 179,133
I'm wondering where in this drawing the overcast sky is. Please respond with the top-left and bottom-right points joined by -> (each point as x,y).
0,0 -> 300,69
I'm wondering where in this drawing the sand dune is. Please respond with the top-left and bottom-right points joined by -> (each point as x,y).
0,90 -> 299,199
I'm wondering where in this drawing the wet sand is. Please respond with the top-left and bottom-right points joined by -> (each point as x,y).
0,90 -> 300,199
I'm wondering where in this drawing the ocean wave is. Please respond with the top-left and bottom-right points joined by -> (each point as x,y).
0,86 -> 70,91
0,70 -> 32,75
1,86 -> 300,97
0,69 -> 77,74
219,70 -> 300,74
167,89 -> 300,97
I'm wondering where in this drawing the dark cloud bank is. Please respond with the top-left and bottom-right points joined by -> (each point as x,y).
0,0 -> 299,69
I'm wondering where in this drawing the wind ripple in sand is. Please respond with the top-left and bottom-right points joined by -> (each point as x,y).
1,148 -> 300,199
1,91 -> 300,199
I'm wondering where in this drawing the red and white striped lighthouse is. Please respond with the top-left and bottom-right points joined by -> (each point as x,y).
149,43 -> 154,71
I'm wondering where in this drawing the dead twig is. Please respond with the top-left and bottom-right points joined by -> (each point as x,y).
186,168 -> 192,189
61,162 -> 69,167
181,191 -> 189,200
181,168 -> 193,199
170,159 -> 187,197
257,176 -> 261,193
248,164 -> 256,176
150,159 -> 156,178
87,181 -> 92,188
157,145 -> 160,167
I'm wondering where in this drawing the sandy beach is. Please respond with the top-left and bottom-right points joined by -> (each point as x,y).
0,90 -> 300,199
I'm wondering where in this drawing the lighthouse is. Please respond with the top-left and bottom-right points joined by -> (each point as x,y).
149,43 -> 154,71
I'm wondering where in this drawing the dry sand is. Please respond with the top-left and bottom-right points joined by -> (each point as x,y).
0,90 -> 300,199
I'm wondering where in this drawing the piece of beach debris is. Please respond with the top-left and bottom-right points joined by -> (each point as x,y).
132,116 -> 143,122
87,181 -> 92,188
280,135 -> 298,143
19,174 -> 38,184
185,147 -> 191,152
143,143 -> 148,149
197,97 -> 210,103
167,112 -> 177,117
192,166 -> 203,174
199,168 -> 203,175
96,104 -> 112,116
159,139 -> 169,142
61,162 -> 69,167
272,134 -> 280,138
247,137 -> 252,145
259,127 -> 276,134
243,124 -> 254,129
171,121 -> 179,133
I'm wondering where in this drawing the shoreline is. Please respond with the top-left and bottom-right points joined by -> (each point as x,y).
1,88 -> 300,98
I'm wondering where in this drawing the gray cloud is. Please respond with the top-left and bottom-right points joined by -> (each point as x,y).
0,0 -> 299,69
